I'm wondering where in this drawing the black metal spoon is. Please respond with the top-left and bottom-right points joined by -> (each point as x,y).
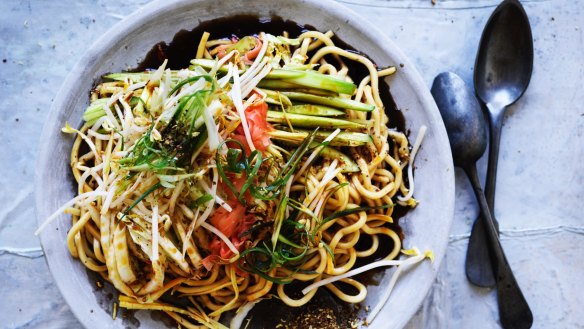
467,0 -> 534,288
432,72 -> 533,329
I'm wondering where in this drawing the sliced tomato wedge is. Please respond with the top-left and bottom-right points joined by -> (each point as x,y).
208,200 -> 255,260
233,99 -> 273,154
210,201 -> 246,237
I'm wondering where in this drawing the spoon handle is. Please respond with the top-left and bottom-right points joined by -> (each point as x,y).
466,106 -> 505,287
465,165 -> 533,329
484,104 -> 506,208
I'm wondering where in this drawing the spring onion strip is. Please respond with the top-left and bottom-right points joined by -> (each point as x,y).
159,79 -> 206,127
164,81 -> 201,110
284,138 -> 337,218
35,191 -> 108,235
398,125 -> 427,202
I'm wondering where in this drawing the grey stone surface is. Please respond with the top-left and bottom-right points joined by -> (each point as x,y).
1,0 -> 582,328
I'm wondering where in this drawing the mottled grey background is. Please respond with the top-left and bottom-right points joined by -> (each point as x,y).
0,0 -> 582,328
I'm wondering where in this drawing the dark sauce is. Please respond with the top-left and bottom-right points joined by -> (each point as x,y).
135,15 -> 309,71
84,268 -> 141,328
248,284 -> 357,329
129,15 -> 412,328
133,14 -> 405,133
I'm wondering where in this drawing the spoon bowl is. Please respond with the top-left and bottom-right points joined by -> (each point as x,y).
431,72 -> 486,166
474,0 -> 534,109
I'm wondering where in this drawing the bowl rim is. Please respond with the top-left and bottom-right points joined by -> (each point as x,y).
35,0 -> 455,328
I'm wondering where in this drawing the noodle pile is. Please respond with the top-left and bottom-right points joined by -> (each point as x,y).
38,29 -> 431,328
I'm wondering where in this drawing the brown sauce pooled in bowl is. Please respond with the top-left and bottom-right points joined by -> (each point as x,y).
135,15 -> 406,134
112,15 -> 412,329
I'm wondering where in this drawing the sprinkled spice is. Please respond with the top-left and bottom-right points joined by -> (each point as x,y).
278,307 -> 340,329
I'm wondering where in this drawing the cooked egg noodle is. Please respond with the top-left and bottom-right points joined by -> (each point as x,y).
59,30 -> 429,328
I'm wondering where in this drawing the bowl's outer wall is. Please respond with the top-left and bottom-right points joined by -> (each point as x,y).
35,0 -> 454,328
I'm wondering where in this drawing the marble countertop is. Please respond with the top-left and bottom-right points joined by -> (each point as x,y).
0,0 -> 582,328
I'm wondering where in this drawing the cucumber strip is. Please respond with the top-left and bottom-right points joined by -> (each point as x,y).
115,61 -> 356,95
267,111 -> 366,129
189,59 -> 233,74
275,91 -> 375,112
270,138 -> 359,173
283,104 -> 345,117
282,88 -> 338,97
190,58 -> 225,70
105,72 -> 148,82
319,145 -> 360,173
257,80 -> 348,97
257,79 -> 305,90
83,98 -> 109,125
191,59 -> 356,94
263,89 -> 292,107
265,69 -> 355,95
104,72 -> 182,83
269,129 -> 372,147
265,70 -> 304,79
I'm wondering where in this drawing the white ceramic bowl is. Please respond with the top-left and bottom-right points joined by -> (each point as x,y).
35,0 -> 454,328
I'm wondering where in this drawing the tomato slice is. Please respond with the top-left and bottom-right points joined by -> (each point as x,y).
233,99 -> 272,154
204,98 -> 270,267
210,201 -> 246,237
208,200 -> 255,260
